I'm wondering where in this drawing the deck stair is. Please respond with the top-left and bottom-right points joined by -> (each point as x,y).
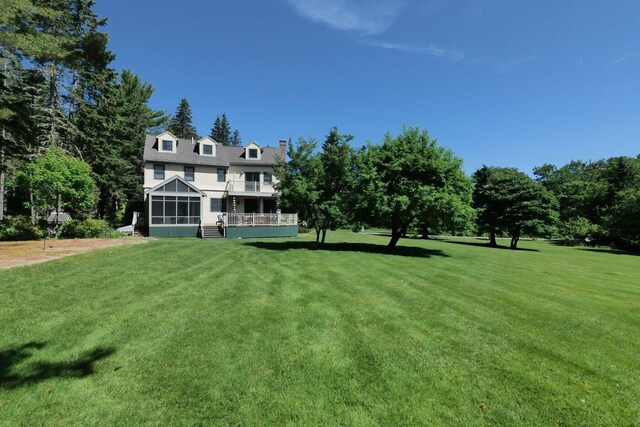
201,224 -> 223,238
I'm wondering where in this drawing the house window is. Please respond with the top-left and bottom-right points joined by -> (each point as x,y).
154,164 -> 165,180
263,172 -> 272,184
151,195 -> 200,225
202,144 -> 213,155
184,166 -> 194,181
210,198 -> 227,213
248,148 -> 258,159
217,168 -> 226,182
162,140 -> 173,151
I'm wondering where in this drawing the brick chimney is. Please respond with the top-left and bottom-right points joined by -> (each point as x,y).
279,140 -> 286,161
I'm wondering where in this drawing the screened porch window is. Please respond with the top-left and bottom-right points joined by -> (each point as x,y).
151,195 -> 201,225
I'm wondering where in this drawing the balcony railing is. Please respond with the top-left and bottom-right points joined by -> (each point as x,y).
245,181 -> 260,192
223,213 -> 298,227
226,180 -> 273,194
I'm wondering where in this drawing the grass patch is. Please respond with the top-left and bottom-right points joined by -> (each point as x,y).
0,231 -> 638,425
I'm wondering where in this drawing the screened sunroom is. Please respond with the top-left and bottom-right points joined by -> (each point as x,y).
145,176 -> 205,237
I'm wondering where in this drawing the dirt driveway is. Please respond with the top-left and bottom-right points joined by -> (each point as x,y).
0,238 -> 148,269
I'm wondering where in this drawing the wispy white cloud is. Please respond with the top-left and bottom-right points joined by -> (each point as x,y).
283,0 -> 406,35
365,40 -> 466,62
498,55 -> 537,73
609,56 -> 629,66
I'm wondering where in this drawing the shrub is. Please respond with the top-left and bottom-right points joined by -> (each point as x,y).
59,219 -> 114,239
298,225 -> 310,234
0,216 -> 45,241
557,217 -> 602,246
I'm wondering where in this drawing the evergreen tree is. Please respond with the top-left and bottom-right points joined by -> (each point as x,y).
474,166 -> 559,249
210,113 -> 230,144
210,113 -> 241,146
168,98 -> 198,139
230,129 -> 242,146
79,69 -> 166,224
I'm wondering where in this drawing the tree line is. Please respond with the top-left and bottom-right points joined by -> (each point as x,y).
0,1 -> 242,231
1,2 -> 637,250
275,126 -> 640,251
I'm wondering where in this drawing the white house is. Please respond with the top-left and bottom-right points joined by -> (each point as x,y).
142,132 -> 297,238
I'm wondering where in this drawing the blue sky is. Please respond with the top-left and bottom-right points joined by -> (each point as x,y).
95,0 -> 639,174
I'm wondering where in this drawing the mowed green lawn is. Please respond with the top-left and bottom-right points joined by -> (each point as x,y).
0,231 -> 638,425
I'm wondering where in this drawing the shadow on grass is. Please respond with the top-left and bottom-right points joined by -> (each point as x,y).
433,239 -> 540,252
548,240 -> 640,256
576,248 -> 640,257
0,342 -> 115,389
243,241 -> 449,258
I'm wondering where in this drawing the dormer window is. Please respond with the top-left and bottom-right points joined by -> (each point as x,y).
198,137 -> 216,156
244,142 -> 262,160
155,132 -> 178,153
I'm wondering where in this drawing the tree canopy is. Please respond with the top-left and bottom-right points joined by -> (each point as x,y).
23,146 -> 96,219
352,126 -> 474,249
0,0 -> 165,226
210,113 -> 241,146
534,156 -> 640,249
168,98 -> 198,139
474,166 -> 558,248
275,127 -> 354,245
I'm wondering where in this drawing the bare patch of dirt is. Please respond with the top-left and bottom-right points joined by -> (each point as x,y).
0,238 -> 148,269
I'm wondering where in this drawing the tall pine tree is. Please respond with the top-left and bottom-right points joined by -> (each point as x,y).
168,98 -> 198,139
210,112 -> 241,146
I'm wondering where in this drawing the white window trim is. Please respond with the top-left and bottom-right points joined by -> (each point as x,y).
245,142 -> 262,160
198,137 -> 217,156
201,144 -> 215,156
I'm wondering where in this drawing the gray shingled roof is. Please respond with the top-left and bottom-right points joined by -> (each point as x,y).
143,134 -> 281,167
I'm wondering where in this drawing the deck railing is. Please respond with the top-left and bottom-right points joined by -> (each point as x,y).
223,213 -> 298,227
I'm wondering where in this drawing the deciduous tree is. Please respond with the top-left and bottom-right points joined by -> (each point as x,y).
352,126 -> 473,249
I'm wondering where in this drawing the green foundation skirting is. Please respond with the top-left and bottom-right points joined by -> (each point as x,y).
149,226 -> 199,238
225,226 -> 298,239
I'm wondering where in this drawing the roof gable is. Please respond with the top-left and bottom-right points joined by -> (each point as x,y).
156,131 -> 178,141
145,175 -> 205,196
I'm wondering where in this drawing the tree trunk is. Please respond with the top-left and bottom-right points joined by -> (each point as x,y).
315,226 -> 321,245
30,191 -> 37,225
400,223 -> 408,239
47,64 -> 59,146
388,229 -> 401,249
421,224 -> 430,239
388,218 -> 401,249
510,235 -> 520,249
489,230 -> 497,247
55,192 -> 61,237
388,221 -> 408,250
0,140 -> 5,221
321,228 -> 327,244
68,70 -> 77,122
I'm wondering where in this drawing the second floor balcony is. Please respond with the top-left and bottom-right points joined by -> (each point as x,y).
226,180 -> 274,196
